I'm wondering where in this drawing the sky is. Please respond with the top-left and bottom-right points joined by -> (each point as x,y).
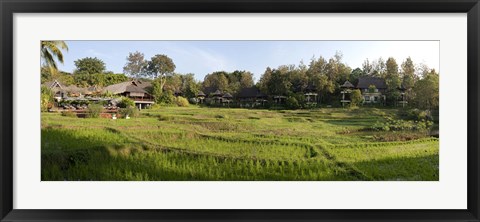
57,41 -> 439,82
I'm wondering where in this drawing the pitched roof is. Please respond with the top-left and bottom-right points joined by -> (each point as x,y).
341,80 -> 355,88
222,93 -> 233,98
64,85 -> 89,94
356,77 -> 387,89
197,91 -> 206,97
103,81 -> 148,94
237,86 -> 266,98
42,80 -> 64,91
212,89 -> 223,96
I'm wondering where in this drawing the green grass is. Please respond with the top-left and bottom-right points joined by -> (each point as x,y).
41,107 -> 439,181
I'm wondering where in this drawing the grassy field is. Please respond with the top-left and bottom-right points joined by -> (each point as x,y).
41,107 -> 439,181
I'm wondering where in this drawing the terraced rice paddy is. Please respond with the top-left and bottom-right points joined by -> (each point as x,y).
41,107 -> 439,181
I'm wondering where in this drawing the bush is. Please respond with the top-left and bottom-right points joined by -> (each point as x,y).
189,97 -> 198,104
399,108 -> 433,121
61,111 -> 77,118
41,86 -> 54,112
368,117 -> 433,132
87,103 -> 103,118
119,106 -> 139,118
175,96 -> 189,107
350,89 -> 363,107
286,96 -> 301,110
117,97 -> 135,108
156,90 -> 176,105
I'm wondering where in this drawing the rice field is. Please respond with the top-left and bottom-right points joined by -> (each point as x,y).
41,107 -> 439,181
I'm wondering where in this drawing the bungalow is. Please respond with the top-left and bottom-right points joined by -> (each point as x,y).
237,86 -> 267,107
42,80 -> 66,101
102,80 -> 154,109
42,80 -> 91,100
356,77 -> 387,104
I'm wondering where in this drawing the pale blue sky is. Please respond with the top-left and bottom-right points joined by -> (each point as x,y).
57,41 -> 439,82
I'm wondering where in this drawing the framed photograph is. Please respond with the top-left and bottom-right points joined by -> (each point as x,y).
1,0 -> 479,221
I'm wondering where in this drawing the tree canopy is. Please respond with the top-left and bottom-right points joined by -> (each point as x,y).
74,57 -> 107,74
123,51 -> 147,78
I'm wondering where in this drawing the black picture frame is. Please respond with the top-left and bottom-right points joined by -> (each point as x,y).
1,0 -> 479,221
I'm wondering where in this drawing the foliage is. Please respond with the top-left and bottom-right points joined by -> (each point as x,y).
61,111 -> 77,118
41,41 -> 68,75
175,96 -> 190,107
74,57 -> 106,74
413,70 -> 439,110
123,51 -> 147,78
350,89 -> 363,107
86,104 -> 104,118
401,57 -> 416,90
73,73 -> 129,87
144,54 -> 176,93
202,70 -> 254,95
385,57 -> 402,105
117,97 -> 135,108
119,106 -> 139,118
155,90 -> 176,105
286,96 -> 301,109
398,108 -> 433,122
368,117 -> 433,132
349,68 -> 365,85
41,86 -> 54,112
368,85 -> 377,93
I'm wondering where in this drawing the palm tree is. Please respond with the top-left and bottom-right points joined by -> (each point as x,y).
41,41 -> 68,74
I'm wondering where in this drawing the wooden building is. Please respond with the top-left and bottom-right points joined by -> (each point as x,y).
356,77 -> 387,105
102,80 -> 154,109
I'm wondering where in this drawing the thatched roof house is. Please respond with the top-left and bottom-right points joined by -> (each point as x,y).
341,80 -> 355,89
356,77 -> 387,90
102,80 -> 154,108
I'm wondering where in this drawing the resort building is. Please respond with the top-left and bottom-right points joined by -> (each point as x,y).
237,86 -> 267,107
102,80 -> 154,109
356,77 -> 387,105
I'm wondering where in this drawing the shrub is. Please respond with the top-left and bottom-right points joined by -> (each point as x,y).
61,110 -> 77,118
189,97 -> 198,104
175,96 -> 189,107
119,106 -> 139,118
368,117 -> 433,132
399,108 -> 433,121
156,90 -> 176,105
117,97 -> 135,108
87,103 -> 103,118
350,89 -> 363,107
286,96 -> 301,110
41,86 -> 54,112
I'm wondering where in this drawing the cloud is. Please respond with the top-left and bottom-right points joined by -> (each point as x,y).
85,49 -> 112,59
166,44 -> 231,72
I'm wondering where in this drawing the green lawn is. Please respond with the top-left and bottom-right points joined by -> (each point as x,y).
41,107 -> 439,181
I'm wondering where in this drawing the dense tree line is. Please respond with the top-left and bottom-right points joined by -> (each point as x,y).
41,44 -> 439,110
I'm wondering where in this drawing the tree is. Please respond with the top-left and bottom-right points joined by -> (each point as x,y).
362,59 -> 373,76
413,69 -> 439,110
74,57 -> 106,74
257,67 -> 273,94
145,54 -> 176,91
203,71 -> 229,93
349,68 -> 365,86
371,57 -> 386,77
350,89 -> 363,107
401,57 -> 416,89
385,57 -> 401,105
41,41 -> 68,75
123,51 -> 147,78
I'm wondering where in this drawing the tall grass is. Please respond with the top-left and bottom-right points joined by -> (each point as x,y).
41,107 -> 439,181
